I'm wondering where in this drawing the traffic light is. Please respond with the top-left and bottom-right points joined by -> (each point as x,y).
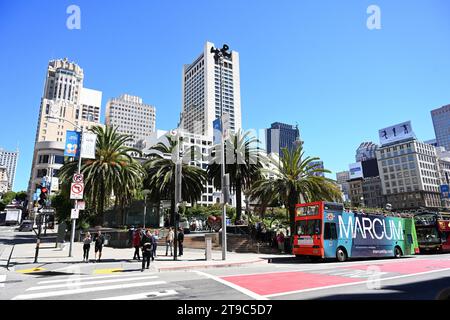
38,186 -> 48,207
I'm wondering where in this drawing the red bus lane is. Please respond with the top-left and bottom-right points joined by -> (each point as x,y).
220,258 -> 450,297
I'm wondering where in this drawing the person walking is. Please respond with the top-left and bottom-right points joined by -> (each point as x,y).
276,231 -> 285,253
141,229 -> 154,271
165,227 -> 174,256
93,230 -> 105,262
177,227 -> 184,257
82,232 -> 92,262
132,227 -> 142,260
152,230 -> 159,261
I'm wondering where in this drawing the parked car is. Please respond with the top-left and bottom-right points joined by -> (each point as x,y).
18,220 -> 34,232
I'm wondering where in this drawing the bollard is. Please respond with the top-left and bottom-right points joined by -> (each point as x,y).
205,234 -> 213,261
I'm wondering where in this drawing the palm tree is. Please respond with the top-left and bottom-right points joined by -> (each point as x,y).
143,135 -> 206,224
59,126 -> 145,225
249,144 -> 342,234
207,130 -> 265,224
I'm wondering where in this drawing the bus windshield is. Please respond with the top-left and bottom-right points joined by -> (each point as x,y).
296,219 -> 321,236
416,227 -> 440,244
296,205 -> 319,217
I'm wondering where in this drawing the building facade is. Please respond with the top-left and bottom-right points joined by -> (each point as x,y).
349,178 -> 364,207
361,176 -> 386,209
0,167 -> 8,195
28,58 -> 102,204
355,141 -> 378,162
181,41 -> 242,138
0,148 -> 19,191
309,160 -> 325,177
376,139 -> 442,210
265,122 -> 300,155
336,171 -> 350,201
105,94 -> 156,149
431,104 -> 450,151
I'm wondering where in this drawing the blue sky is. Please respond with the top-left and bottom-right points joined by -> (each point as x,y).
1,0 -> 450,191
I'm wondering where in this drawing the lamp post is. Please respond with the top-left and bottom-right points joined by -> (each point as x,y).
45,115 -> 83,257
142,189 -> 151,229
211,44 -> 232,261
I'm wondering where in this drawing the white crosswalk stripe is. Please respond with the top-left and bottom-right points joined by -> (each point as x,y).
12,272 -> 178,300
0,275 -> 6,288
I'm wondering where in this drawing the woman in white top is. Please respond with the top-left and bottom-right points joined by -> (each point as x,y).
83,232 -> 92,262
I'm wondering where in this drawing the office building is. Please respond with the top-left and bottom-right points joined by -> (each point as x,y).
431,104 -> 450,151
28,58 -> 102,205
336,171 -> 350,201
355,141 -> 378,162
181,41 -> 242,138
309,160 -> 325,177
265,122 -> 300,155
0,148 -> 19,191
0,167 -> 8,195
105,94 -> 156,149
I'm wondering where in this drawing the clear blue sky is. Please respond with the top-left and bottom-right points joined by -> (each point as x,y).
1,0 -> 450,192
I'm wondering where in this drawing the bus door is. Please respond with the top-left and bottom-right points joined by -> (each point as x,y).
323,221 -> 338,258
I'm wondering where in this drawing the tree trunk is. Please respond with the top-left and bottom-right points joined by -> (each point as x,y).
288,190 -> 298,238
235,181 -> 242,224
96,180 -> 105,227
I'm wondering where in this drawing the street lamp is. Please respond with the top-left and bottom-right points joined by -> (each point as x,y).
211,44 -> 232,261
45,115 -> 83,258
142,189 -> 151,229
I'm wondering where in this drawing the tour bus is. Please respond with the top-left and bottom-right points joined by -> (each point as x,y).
414,212 -> 450,253
292,201 -> 419,262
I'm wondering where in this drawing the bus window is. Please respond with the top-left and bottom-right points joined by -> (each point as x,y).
407,234 -> 413,244
324,222 -> 337,240
296,220 -> 321,236
296,205 -> 319,217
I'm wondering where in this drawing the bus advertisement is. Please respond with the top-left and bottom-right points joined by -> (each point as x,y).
414,212 -> 450,253
293,201 -> 419,262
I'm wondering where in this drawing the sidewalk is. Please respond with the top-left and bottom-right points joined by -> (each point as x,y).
7,241 -> 286,273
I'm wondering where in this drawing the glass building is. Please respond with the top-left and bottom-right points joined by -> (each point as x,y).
431,105 -> 450,151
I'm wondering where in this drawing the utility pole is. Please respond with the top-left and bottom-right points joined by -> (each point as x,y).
211,44 -> 232,260
172,113 -> 184,261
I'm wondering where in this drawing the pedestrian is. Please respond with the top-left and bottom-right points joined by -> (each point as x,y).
276,231 -> 285,253
82,232 -> 92,262
93,230 -> 105,262
152,229 -> 159,261
165,227 -> 174,256
177,227 -> 184,257
141,229 -> 154,272
132,227 -> 142,260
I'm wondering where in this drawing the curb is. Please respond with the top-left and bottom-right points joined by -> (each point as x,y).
155,258 -> 267,272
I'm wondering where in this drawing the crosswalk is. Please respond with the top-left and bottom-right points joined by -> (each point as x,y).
12,272 -> 179,300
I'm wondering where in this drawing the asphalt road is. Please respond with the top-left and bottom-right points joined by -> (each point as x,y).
1,226 -> 450,300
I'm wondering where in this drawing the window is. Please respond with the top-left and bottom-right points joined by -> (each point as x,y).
324,223 -> 338,240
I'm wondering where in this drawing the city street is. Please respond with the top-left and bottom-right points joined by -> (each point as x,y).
1,226 -> 450,300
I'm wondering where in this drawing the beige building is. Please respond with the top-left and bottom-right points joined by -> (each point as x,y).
105,94 -> 156,149
28,58 -> 102,206
0,166 -> 8,195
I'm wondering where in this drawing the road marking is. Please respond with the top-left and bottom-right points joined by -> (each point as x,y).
194,271 -> 268,300
264,267 -> 450,298
93,268 -> 123,274
38,272 -> 157,284
28,275 -> 158,291
95,289 -> 178,300
16,267 -> 45,274
12,280 -> 166,300
0,275 -> 5,288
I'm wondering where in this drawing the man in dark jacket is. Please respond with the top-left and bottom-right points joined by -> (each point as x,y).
141,230 -> 154,271
93,230 -> 105,262
177,228 -> 184,257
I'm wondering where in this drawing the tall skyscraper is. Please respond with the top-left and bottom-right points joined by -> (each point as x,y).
181,41 -> 242,138
0,148 -> 19,191
355,141 -> 378,162
265,122 -> 300,155
431,104 -> 450,151
309,161 -> 325,177
28,58 -> 102,203
105,94 -> 156,148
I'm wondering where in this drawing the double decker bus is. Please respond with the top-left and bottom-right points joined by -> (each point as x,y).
293,201 -> 419,262
414,212 -> 450,253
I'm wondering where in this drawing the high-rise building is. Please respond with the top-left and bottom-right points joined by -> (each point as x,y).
181,41 -> 242,138
0,148 -> 19,191
431,104 -> 450,151
309,160 -> 325,177
355,141 -> 378,162
105,94 -> 156,149
376,139 -> 442,210
265,122 -> 300,155
0,166 -> 8,195
336,171 -> 350,201
28,58 -> 102,204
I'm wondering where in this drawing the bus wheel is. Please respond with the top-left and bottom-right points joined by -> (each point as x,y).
336,247 -> 347,262
394,246 -> 403,258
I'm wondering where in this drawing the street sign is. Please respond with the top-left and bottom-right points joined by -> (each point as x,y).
73,173 -> 84,183
70,209 -> 79,219
70,182 -> 84,200
81,132 -> 97,159
76,200 -> 86,210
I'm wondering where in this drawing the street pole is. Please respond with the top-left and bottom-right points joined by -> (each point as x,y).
143,194 -> 147,229
69,127 -> 83,258
211,44 -> 231,260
